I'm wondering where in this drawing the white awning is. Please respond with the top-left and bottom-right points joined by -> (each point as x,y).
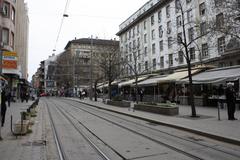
156,69 -> 200,83
118,76 -> 149,87
138,75 -> 167,86
179,65 -> 240,84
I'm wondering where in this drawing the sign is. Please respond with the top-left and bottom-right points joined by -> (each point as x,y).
2,51 -> 18,69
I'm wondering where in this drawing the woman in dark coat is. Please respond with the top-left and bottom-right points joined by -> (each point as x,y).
1,90 -> 7,127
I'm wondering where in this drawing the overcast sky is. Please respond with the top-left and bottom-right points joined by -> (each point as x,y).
26,0 -> 148,80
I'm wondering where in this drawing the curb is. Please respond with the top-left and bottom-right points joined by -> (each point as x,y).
72,98 -> 240,146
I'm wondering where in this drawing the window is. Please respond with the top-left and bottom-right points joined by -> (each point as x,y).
144,21 -> 147,30
167,21 -> 171,34
215,0 -> 223,6
175,0 -> 181,12
129,54 -> 132,62
187,9 -> 193,22
2,28 -> 9,45
159,25 -> 163,38
202,43 -> 208,58
144,47 -> 148,56
177,32 -> 182,44
129,42 -> 132,52
158,10 -> 162,23
186,0 -> 191,3
216,13 -> 224,29
168,37 -> 173,48
160,56 -> 164,68
3,2 -> 10,17
169,54 -> 173,66
190,47 -> 195,60
152,58 -> 156,70
200,22 -> 207,35
199,2 -> 206,16
125,44 -> 128,53
133,40 -> 136,49
137,25 -> 140,35
152,43 -> 156,54
10,32 -> 14,48
152,29 -> 155,40
178,51 -> 184,64
159,40 -> 163,51
151,15 -> 155,25
145,61 -> 148,71
144,34 -> 147,43
166,5 -> 170,18
132,27 -> 135,38
137,37 -> 140,48
128,30 -> 131,40
137,50 -> 141,59
188,27 -> 194,41
138,63 -> 141,72
124,34 -> 127,42
176,16 -> 182,27
218,37 -> 225,54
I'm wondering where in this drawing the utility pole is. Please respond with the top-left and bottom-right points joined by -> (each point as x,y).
89,35 -> 93,100
0,49 -> 3,140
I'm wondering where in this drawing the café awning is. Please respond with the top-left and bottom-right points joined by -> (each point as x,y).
179,65 -> 240,84
138,75 -> 167,86
118,76 -> 149,87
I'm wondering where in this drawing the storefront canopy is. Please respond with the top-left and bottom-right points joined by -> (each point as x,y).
118,76 -> 149,87
138,75 -> 167,86
179,65 -> 240,84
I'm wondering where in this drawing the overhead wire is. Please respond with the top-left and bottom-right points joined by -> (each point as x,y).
53,0 -> 71,52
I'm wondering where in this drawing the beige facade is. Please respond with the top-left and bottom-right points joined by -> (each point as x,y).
15,0 -> 29,79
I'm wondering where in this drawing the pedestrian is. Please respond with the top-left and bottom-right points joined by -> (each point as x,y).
25,92 -> 29,103
79,90 -> 82,99
1,90 -> 7,127
139,89 -> 144,102
225,82 -> 237,120
7,91 -> 11,107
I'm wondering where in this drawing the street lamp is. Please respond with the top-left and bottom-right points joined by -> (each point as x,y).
89,35 -> 93,100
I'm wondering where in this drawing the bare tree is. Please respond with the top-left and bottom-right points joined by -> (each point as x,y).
122,43 -> 155,104
209,0 -> 240,40
174,0 -> 211,117
98,42 -> 121,100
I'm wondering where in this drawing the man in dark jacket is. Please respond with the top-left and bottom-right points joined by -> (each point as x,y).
1,90 -> 7,127
225,83 -> 237,120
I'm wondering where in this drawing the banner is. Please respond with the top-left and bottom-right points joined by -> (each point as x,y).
2,51 -> 18,69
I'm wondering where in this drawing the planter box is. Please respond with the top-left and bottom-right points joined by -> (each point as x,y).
107,100 -> 130,108
134,103 -> 179,115
14,120 -> 30,135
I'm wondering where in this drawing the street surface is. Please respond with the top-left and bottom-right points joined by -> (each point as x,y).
1,97 -> 240,160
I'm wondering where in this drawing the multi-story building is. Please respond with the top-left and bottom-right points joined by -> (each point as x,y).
54,38 -> 119,96
0,0 -> 29,99
117,0 -> 240,77
15,0 -> 29,79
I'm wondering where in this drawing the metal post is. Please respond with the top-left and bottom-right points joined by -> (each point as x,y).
0,50 -> 3,140
89,35 -> 93,100
73,51 -> 75,97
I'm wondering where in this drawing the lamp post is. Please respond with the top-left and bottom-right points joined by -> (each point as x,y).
89,35 -> 93,100
0,45 -> 3,140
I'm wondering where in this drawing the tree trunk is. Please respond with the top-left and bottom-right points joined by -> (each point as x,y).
187,61 -> 197,117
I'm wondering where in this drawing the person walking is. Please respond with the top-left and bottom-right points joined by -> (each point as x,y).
1,90 -> 7,127
139,89 -> 144,102
225,82 -> 237,120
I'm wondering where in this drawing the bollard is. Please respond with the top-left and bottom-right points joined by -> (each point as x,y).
217,102 -> 221,120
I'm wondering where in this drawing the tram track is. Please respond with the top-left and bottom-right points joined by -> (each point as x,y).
57,98 -> 240,160
63,99 -> 240,158
45,99 -> 120,160
52,99 -> 206,160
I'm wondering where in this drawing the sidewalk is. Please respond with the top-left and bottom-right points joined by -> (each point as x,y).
70,98 -> 240,146
0,99 -> 47,160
